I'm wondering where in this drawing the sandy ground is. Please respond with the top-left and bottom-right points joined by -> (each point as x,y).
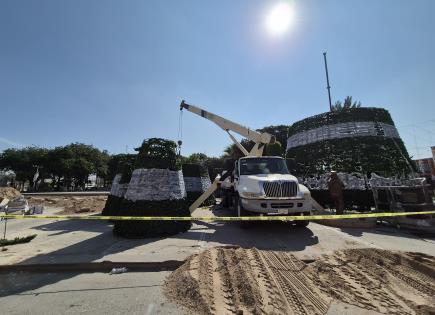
26,196 -> 107,214
0,187 -> 21,201
164,247 -> 435,315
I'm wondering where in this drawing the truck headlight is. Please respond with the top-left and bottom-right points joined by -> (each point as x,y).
239,192 -> 265,199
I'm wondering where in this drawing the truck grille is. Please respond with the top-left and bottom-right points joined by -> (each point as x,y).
263,181 -> 298,198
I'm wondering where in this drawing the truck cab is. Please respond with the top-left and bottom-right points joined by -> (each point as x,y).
233,156 -> 312,220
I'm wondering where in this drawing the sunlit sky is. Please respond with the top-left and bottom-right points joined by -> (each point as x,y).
1,0 -> 435,159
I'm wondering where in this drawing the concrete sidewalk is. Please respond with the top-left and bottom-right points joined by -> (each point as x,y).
1,206 -> 434,314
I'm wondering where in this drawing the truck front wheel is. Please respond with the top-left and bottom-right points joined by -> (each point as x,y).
236,196 -> 250,229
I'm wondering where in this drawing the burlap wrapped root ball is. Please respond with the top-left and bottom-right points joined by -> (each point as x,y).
112,138 -> 191,238
182,163 -> 215,207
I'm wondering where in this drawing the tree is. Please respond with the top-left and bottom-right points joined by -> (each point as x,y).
46,143 -> 110,190
107,153 -> 136,182
257,125 -> 289,148
0,147 -> 49,186
264,141 -> 283,157
183,153 -> 208,164
332,96 -> 362,111
0,170 -> 15,186
222,139 -> 254,159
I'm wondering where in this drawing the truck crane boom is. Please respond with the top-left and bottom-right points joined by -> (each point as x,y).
180,100 -> 275,157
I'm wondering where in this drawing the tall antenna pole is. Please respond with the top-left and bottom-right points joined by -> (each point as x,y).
323,52 -> 333,111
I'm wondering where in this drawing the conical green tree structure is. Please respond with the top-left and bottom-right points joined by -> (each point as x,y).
111,138 -> 191,238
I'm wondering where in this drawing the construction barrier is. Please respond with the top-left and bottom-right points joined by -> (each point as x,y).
0,211 -> 434,221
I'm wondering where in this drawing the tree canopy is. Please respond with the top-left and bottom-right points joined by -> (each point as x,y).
0,143 -> 109,190
332,96 -> 362,111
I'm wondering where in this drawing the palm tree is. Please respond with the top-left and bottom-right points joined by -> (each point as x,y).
332,96 -> 362,111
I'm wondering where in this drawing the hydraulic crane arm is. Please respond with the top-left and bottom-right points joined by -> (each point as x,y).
180,100 -> 274,156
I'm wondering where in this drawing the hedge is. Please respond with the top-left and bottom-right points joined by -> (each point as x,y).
287,136 -> 415,177
182,163 -> 209,178
288,107 -> 395,137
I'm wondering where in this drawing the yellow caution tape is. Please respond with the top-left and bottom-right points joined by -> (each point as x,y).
0,211 -> 434,221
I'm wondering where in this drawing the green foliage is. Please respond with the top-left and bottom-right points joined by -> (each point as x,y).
0,234 -> 37,246
107,153 -> 136,181
0,170 -> 16,186
0,147 -> 49,183
0,143 -> 110,190
46,143 -> 110,188
257,125 -> 289,148
182,163 -> 209,178
116,155 -> 137,184
222,139 -> 254,159
183,153 -> 208,164
135,138 -> 180,171
288,107 -> 394,137
264,141 -> 283,157
179,153 -> 225,181
332,96 -> 362,111
287,136 -> 415,177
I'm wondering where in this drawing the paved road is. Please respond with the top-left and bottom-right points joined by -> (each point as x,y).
1,206 -> 434,314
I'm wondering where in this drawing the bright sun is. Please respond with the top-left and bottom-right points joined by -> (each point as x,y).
265,2 -> 295,36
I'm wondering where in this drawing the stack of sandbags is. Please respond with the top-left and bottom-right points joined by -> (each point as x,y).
110,138 -> 191,238
182,163 -> 215,207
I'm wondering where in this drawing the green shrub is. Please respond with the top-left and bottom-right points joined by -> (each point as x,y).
135,138 -> 180,170
287,136 -> 415,176
0,234 -> 37,246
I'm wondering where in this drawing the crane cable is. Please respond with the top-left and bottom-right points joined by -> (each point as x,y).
177,108 -> 183,156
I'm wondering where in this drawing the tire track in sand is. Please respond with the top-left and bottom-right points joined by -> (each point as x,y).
164,247 -> 435,315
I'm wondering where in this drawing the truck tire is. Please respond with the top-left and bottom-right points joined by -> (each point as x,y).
236,196 -> 250,229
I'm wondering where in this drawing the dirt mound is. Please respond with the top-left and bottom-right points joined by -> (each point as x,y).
307,249 -> 435,315
0,187 -> 21,201
164,247 -> 435,315
27,196 -> 107,214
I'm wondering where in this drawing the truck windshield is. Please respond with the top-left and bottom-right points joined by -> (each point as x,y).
239,158 -> 290,175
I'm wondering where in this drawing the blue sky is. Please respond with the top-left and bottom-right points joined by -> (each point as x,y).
1,0 -> 434,159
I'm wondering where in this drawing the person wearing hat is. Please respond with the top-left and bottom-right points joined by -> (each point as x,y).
328,171 -> 345,214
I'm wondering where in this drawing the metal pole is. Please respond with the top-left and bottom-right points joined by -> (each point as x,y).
3,219 -> 7,240
323,52 -> 333,111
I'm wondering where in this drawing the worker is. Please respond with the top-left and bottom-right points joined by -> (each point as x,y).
328,171 -> 345,214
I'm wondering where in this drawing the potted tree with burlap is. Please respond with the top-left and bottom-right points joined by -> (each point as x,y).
113,138 -> 191,238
